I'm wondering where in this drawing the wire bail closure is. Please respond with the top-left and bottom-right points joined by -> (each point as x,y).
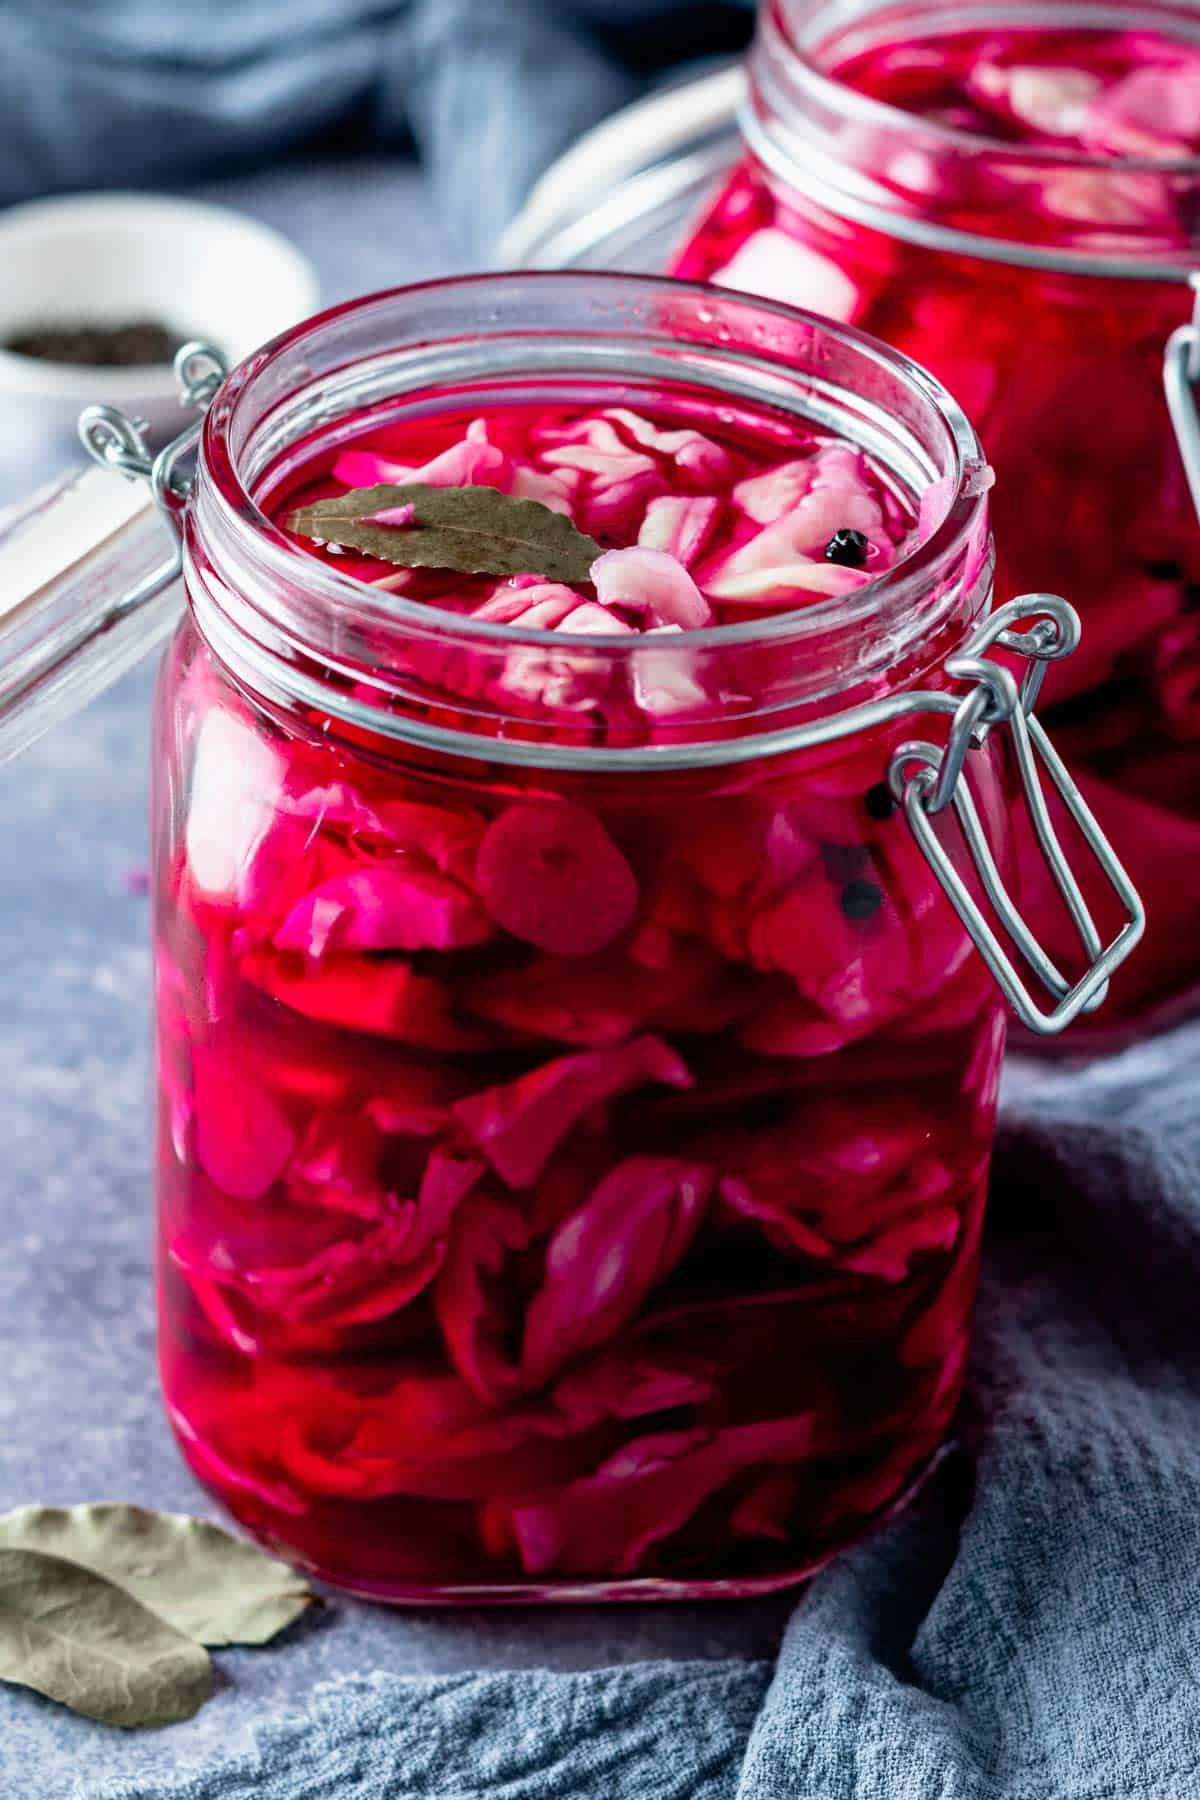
889,594 -> 1144,1035
76,341 -> 228,618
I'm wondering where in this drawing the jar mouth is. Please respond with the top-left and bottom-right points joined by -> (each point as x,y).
775,0 -> 1200,177
198,270 -> 987,660
752,0 -> 1200,273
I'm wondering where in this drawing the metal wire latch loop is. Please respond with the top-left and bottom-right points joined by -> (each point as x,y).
1164,274 -> 1200,523
889,595 -> 1145,1036
76,340 -> 228,620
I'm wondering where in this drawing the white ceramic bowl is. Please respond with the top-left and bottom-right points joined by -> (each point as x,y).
0,192 -> 322,443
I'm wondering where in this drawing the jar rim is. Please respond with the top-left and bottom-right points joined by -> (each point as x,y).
197,268 -> 988,660
750,0 -> 1200,276
773,0 -> 1200,178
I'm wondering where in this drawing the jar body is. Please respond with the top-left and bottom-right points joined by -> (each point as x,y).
674,88 -> 1200,1033
153,610 -> 1009,1600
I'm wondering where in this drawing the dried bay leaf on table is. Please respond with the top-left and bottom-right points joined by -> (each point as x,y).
0,1505 -> 315,1647
287,482 -> 604,583
0,1547 -> 211,1728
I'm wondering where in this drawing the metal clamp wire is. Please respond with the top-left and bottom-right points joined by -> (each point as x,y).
174,342 -> 227,414
1006,696 -> 1105,971
151,421 -> 205,522
1165,274 -> 1200,524
888,597 -> 1144,1033
978,593 -> 1080,718
78,406 -> 155,484
924,682 -> 994,814
949,756 -> 1077,1005
896,751 -> 1079,1016
975,591 -> 1080,662
76,346 -> 229,626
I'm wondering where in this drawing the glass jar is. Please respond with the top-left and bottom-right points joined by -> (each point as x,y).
673,0 -> 1200,1040
0,275 -> 1140,1601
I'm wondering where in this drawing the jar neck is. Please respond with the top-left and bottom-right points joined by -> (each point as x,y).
185,273 -> 992,772
749,0 -> 1200,277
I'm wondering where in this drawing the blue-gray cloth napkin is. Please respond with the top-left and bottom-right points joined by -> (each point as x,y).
0,1 -> 752,256
87,1022 -> 1200,1799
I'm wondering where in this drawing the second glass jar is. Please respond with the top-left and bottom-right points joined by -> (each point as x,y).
674,0 -> 1199,1036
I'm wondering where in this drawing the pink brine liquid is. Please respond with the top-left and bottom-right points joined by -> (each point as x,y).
156,393 -> 1006,1598
675,18 -> 1200,1032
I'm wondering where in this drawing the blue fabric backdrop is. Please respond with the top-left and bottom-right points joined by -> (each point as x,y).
0,1 -> 752,253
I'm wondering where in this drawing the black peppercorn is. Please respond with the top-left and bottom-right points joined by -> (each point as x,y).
864,782 -> 895,821
824,528 -> 870,568
841,878 -> 883,921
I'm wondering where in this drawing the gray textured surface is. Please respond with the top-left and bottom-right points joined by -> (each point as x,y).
0,160 -> 789,1800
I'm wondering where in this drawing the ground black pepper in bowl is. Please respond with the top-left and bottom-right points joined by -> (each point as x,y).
2,319 -> 189,367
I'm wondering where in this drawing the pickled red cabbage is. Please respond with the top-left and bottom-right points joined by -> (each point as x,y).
156,395 -> 1004,1598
